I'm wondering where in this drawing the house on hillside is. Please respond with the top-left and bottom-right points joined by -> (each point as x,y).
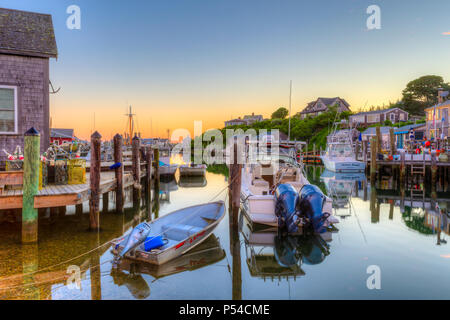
297,97 -> 350,119
0,8 -> 57,160
225,118 -> 247,127
50,128 -> 74,145
349,108 -> 409,127
361,127 -> 392,149
424,89 -> 450,139
243,113 -> 263,125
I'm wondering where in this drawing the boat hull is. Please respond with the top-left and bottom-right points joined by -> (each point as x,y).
321,156 -> 365,173
112,201 -> 225,265
159,165 -> 178,176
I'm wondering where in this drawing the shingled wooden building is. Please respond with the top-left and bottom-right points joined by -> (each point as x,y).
0,8 -> 57,161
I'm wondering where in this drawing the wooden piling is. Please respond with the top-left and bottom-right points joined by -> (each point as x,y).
370,136 -> 377,183
145,147 -> 153,199
75,204 -> 83,216
363,140 -> 368,165
389,128 -> 396,156
431,150 -> 437,192
376,126 -> 382,151
89,131 -> 102,230
22,127 -> 40,244
154,147 -> 160,191
229,140 -> 242,227
400,150 -> 406,185
102,192 -> 109,213
113,134 -> 124,214
132,135 -> 141,208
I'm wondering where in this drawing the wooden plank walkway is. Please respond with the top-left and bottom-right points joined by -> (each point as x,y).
0,170 -> 146,210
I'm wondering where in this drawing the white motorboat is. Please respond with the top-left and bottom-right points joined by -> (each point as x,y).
158,146 -> 178,176
111,201 -> 225,265
179,164 -> 207,177
321,130 -> 365,173
239,138 -> 333,229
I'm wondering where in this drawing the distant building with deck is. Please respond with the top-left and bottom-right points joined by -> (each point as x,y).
424,89 -> 450,139
297,97 -> 350,119
0,8 -> 57,160
349,108 -> 409,127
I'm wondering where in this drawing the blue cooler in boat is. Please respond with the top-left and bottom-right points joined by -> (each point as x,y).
143,236 -> 166,252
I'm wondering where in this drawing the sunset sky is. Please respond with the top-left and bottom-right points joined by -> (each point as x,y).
3,0 -> 450,140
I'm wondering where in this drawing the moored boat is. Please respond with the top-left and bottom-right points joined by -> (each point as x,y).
111,201 -> 225,265
179,164 -> 207,177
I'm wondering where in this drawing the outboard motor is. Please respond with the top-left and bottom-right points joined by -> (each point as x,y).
275,184 -> 302,233
298,185 -> 328,233
119,222 -> 152,258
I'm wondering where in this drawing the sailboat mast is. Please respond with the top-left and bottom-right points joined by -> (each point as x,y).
288,80 -> 292,141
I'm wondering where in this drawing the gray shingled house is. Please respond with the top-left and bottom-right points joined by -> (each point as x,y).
0,8 -> 57,161
297,97 -> 351,119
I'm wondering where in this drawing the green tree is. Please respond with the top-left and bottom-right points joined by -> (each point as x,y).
271,107 -> 289,119
402,75 -> 450,115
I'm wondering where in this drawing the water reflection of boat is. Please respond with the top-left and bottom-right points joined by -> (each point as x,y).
178,176 -> 207,188
241,215 -> 332,280
159,176 -> 179,202
320,169 -> 366,215
179,164 -> 207,177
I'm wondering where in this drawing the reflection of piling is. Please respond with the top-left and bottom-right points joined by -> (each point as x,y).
132,135 -> 141,208
370,186 -> 378,223
89,131 -> 102,230
400,150 -> 406,185
22,128 -> 40,244
102,192 -> 109,213
389,201 -> 394,220
229,141 -> 242,227
230,222 -> 242,300
370,136 -> 377,183
113,134 -> 124,214
22,243 -> 39,299
90,251 -> 102,300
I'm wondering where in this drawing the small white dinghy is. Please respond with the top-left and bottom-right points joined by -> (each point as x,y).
179,164 -> 207,177
111,201 -> 225,265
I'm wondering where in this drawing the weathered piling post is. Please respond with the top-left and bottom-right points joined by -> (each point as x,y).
132,135 -> 142,208
400,150 -> 406,185
363,140 -> 368,165
313,144 -> 316,165
389,128 -> 396,156
22,128 -> 40,244
229,139 -> 242,228
102,192 -> 109,213
376,126 -> 382,151
355,140 -> 360,161
154,147 -> 160,191
75,204 -> 83,216
145,147 -> 153,199
431,150 -> 437,193
113,134 -> 124,214
89,131 -> 102,230
370,136 -> 377,183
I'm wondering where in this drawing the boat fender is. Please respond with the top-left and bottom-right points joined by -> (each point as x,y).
109,162 -> 122,170
144,236 -> 168,252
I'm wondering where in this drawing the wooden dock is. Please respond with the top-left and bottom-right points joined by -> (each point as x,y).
0,171 -> 144,210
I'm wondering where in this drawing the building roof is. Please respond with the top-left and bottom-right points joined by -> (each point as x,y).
0,8 -> 57,58
362,127 -> 393,135
424,99 -> 450,111
51,128 -> 74,139
243,114 -> 263,121
300,97 -> 350,114
350,107 -> 407,117
394,123 -> 426,134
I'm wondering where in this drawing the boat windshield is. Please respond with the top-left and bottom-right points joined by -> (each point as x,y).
327,144 -> 354,158
160,149 -> 170,158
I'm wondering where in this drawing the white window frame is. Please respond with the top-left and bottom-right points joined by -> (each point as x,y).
0,85 -> 18,135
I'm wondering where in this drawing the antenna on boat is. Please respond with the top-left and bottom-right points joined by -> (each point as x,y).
288,80 -> 292,142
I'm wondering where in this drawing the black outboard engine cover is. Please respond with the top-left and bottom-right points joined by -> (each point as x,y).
298,184 -> 327,233
275,184 -> 302,233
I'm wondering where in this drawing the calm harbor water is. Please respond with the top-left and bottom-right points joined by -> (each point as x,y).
1,160 -> 450,300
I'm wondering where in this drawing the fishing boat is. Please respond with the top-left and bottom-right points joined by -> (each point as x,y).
179,164 -> 207,177
239,136 -> 334,230
158,145 -> 178,176
321,129 -> 365,173
111,201 -> 225,265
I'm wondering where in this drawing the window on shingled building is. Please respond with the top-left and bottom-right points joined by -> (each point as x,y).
0,86 -> 17,134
